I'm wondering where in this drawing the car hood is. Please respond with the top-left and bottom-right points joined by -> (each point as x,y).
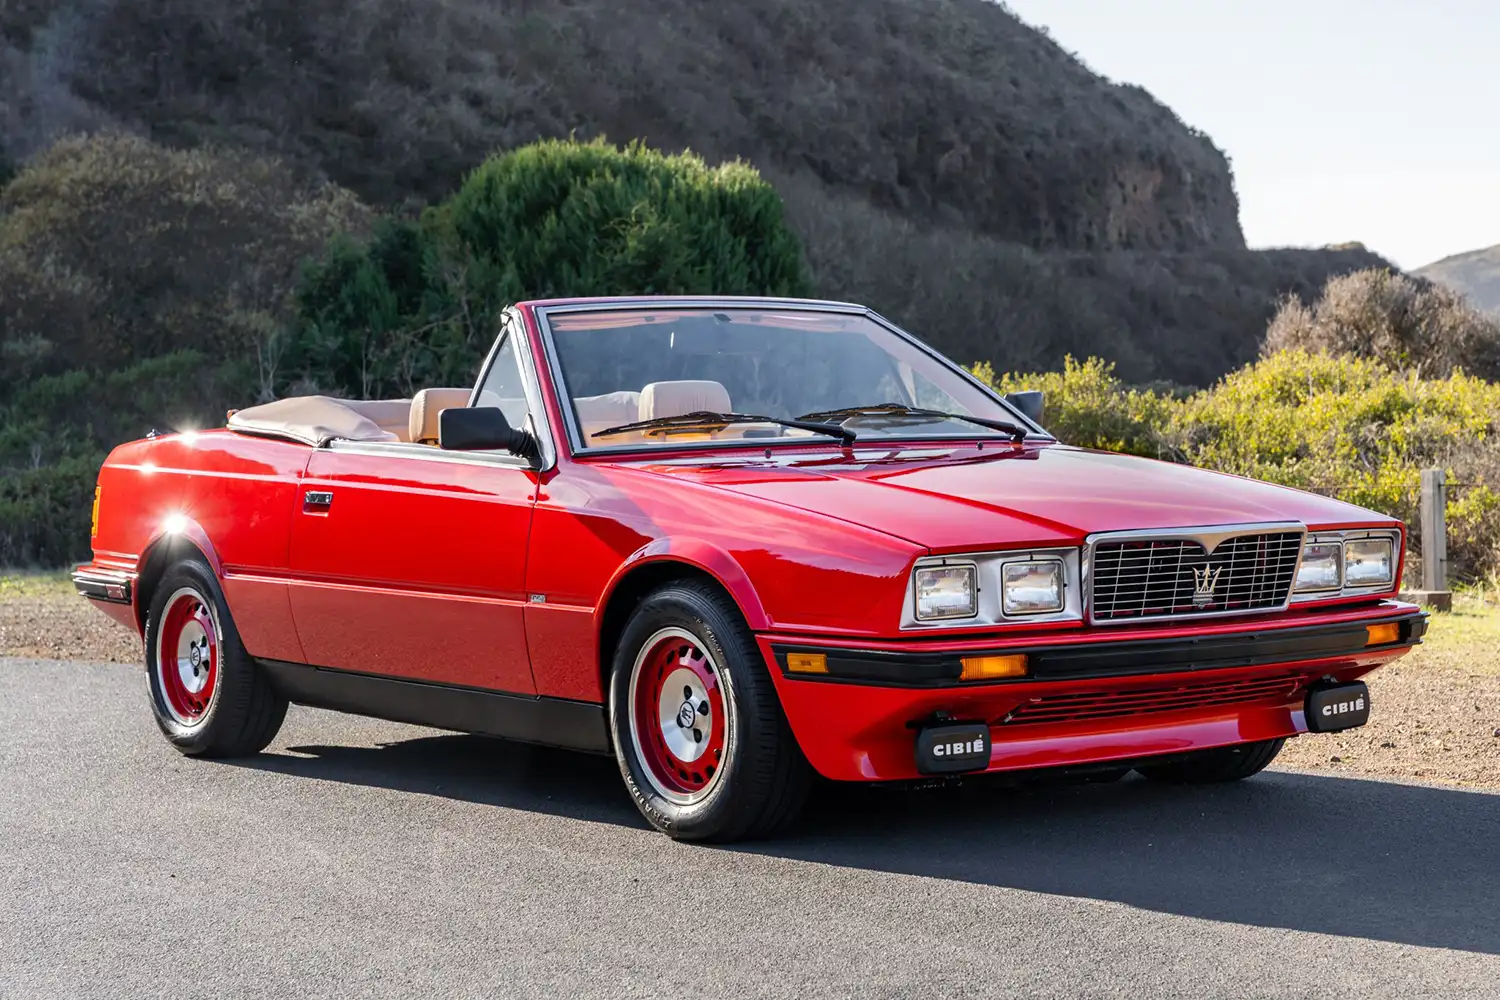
620,444 -> 1394,552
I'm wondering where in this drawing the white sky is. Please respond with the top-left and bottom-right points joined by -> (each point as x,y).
1001,0 -> 1500,269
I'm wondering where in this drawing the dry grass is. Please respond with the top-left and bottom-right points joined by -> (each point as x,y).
0,568 -> 141,663
0,568 -> 72,597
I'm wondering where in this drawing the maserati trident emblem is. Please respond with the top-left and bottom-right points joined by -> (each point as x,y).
1191,565 -> 1222,606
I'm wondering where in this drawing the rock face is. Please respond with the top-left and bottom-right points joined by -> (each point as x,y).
0,0 -> 1385,385
1417,246 -> 1500,314
1,0 -> 1242,253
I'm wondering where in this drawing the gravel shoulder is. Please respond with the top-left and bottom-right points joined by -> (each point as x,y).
1277,598 -> 1500,788
0,572 -> 142,664
4,570 -> 1496,788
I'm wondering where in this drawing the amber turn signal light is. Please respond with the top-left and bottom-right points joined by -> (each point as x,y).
960,654 -> 1028,681
1365,622 -> 1400,646
786,652 -> 829,674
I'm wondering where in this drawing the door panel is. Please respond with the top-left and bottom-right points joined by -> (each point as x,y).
288,449 -> 538,694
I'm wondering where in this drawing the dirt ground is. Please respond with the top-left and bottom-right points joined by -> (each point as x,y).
3,571 -> 1495,788
0,572 -> 143,664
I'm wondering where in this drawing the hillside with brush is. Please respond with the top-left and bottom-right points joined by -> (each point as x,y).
1,0 -> 1392,387
1417,245 -> 1500,315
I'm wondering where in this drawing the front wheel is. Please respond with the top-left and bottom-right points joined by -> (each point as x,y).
1134,738 -> 1285,784
608,581 -> 810,842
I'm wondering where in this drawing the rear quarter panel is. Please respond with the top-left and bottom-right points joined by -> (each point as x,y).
93,430 -> 308,661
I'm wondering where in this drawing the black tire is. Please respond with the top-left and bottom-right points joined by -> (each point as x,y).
608,580 -> 811,842
1134,738 -> 1286,784
143,557 -> 287,757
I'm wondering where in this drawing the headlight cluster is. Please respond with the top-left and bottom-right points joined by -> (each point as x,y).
1001,560 -> 1065,615
1293,532 -> 1397,596
911,552 -> 1078,626
914,565 -> 977,620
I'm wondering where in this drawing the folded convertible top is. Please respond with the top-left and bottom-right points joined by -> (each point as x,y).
226,396 -> 405,447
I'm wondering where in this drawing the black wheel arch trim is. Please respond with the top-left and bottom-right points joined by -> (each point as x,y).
771,611 -> 1428,688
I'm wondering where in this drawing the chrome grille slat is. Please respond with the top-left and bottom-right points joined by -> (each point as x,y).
1089,529 -> 1303,623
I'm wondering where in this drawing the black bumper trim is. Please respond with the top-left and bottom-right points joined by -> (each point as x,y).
772,611 -> 1427,688
72,570 -> 133,605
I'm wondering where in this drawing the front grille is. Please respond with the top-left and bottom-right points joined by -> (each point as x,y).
999,674 -> 1303,727
1090,530 -> 1302,622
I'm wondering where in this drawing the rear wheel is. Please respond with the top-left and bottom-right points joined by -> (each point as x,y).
608,581 -> 810,841
1134,738 -> 1285,784
144,558 -> 287,756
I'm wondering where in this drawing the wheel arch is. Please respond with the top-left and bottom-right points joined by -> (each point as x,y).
596,546 -> 767,696
134,519 -> 224,631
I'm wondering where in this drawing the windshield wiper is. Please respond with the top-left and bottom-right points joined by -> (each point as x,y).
592,410 -> 857,445
796,403 -> 1029,443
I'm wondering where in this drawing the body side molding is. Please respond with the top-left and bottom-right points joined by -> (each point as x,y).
259,660 -> 610,753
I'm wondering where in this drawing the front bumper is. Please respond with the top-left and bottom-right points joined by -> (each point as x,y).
761,602 -> 1426,782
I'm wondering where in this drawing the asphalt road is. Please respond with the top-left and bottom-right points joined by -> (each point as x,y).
2,658 -> 1498,999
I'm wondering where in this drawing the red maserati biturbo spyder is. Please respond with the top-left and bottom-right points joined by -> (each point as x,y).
76,296 -> 1425,841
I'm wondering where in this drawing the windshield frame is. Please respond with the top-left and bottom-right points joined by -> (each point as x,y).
532,297 -> 1052,459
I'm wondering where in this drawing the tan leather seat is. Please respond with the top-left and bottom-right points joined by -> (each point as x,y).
409,388 -> 473,445
638,381 -> 732,421
344,399 -> 413,442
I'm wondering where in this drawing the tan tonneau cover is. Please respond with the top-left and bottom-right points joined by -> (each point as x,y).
226,396 -> 407,447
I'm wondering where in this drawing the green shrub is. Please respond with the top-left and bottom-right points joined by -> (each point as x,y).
0,133 -> 370,394
980,349 -> 1500,581
0,453 -> 101,566
287,137 -> 809,398
0,351 -> 249,565
973,356 -> 1179,458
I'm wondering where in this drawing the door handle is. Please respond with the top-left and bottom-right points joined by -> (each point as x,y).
303,490 -> 334,513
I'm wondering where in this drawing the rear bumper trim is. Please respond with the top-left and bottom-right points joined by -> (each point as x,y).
72,569 -> 133,605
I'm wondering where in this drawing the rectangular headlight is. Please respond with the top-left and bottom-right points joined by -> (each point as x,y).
1002,560 -> 1065,615
914,564 -> 977,621
1345,537 -> 1394,587
1295,541 -> 1343,593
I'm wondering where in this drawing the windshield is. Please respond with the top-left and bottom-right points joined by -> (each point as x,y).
543,306 -> 1031,451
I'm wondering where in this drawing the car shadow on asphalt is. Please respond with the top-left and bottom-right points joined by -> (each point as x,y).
231,734 -> 1500,955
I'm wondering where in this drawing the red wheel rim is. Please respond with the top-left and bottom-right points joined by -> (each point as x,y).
155,587 -> 218,725
628,628 -> 728,804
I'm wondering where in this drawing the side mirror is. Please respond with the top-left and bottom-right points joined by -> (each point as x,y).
1004,390 -> 1044,425
439,406 -> 533,456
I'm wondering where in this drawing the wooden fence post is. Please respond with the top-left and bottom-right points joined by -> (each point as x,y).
1406,468 -> 1451,611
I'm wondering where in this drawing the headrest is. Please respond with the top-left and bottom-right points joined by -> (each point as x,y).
409,388 -> 473,444
638,381 -> 732,421
573,389 -> 639,425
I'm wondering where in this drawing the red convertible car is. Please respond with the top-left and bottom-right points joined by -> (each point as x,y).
76,296 -> 1425,841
